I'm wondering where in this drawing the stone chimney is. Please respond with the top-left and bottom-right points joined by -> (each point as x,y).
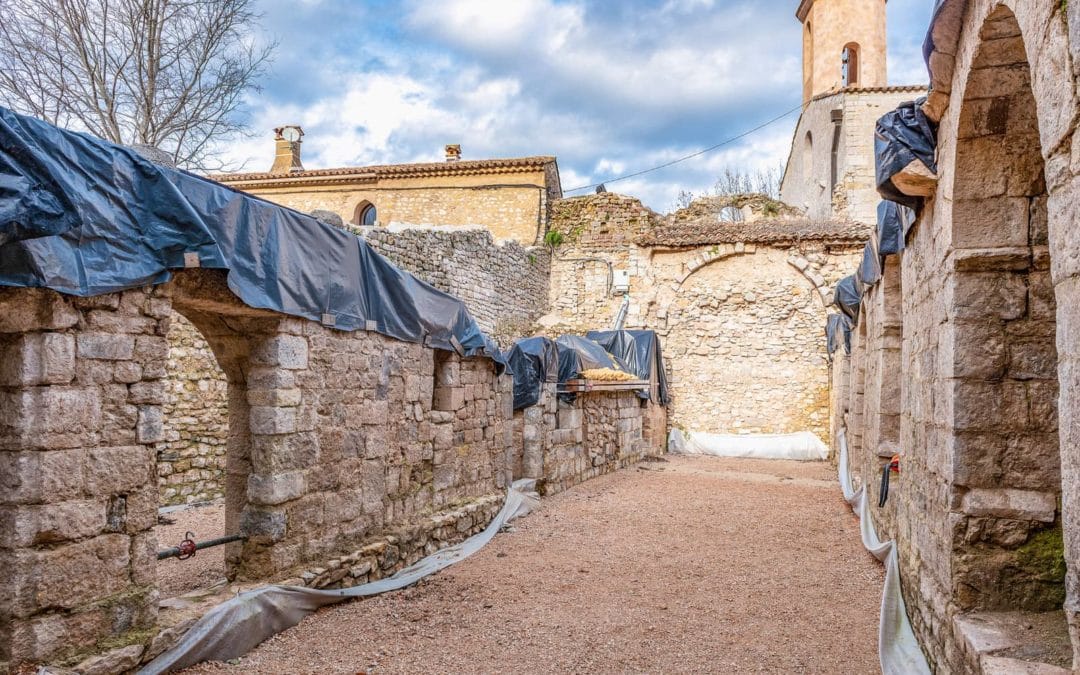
270,125 -> 305,173
445,144 -> 462,162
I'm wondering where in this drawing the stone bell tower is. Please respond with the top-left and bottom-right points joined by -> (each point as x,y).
798,0 -> 887,102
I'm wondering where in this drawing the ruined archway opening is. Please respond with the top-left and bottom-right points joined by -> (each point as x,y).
154,308 -> 237,599
948,4 -> 1065,631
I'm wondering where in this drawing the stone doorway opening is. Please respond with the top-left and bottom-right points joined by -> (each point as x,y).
947,4 -> 1069,668
155,309 -> 231,599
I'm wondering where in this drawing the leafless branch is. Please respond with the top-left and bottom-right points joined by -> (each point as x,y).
0,0 -> 275,171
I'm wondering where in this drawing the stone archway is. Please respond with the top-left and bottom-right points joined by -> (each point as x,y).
659,248 -> 830,439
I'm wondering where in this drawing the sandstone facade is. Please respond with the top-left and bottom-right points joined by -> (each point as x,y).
215,157 -> 562,246
798,0 -> 887,101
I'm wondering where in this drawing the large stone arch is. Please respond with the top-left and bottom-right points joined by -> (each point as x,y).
903,0 -> 1080,668
659,248 -> 830,439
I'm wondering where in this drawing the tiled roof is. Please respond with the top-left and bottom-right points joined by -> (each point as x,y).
213,156 -> 557,186
636,218 -> 872,247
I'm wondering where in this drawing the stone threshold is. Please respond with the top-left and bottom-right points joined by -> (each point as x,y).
953,610 -> 1072,674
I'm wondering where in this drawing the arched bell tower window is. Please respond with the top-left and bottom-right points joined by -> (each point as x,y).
842,43 -> 860,87
353,201 -> 377,226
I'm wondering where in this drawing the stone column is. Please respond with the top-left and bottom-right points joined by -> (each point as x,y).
0,287 -> 168,668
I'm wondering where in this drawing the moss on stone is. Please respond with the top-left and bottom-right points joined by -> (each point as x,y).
1017,524 -> 1067,582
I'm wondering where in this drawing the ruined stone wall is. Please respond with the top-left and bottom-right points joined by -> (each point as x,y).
159,312 -> 227,505
511,383 -> 662,496
363,227 -> 551,346
546,193 -> 859,441
833,2 -> 1080,670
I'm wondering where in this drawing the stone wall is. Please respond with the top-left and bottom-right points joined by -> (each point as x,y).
831,2 -> 1080,671
511,383 -> 663,496
158,312 -> 227,505
0,270 -> 515,671
363,227 -> 551,346
545,192 -> 860,441
781,87 -> 928,224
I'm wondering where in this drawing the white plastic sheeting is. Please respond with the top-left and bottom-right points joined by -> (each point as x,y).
140,480 -> 540,674
668,429 -> 829,461
836,429 -> 931,675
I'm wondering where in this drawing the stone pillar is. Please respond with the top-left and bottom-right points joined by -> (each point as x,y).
0,287 -> 168,668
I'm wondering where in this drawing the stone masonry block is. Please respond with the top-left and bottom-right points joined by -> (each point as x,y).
433,387 -> 465,412
0,499 -> 105,547
34,534 -> 131,611
0,333 -> 75,386
84,446 -> 153,495
248,471 -> 306,506
250,406 -> 297,435
136,406 -> 164,444
76,333 -> 135,361
961,488 -> 1057,523
0,290 -> 78,333
252,335 -> 309,370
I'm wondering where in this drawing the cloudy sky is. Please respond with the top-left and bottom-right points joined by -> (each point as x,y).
225,0 -> 935,212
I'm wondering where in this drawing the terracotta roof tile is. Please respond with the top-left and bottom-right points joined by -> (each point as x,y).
635,218 -> 871,247
213,156 -> 557,184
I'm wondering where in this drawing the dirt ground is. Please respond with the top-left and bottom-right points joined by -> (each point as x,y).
157,502 -> 227,599
188,456 -> 884,674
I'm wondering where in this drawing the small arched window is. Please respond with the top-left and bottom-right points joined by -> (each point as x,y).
842,43 -> 860,87
353,202 -> 377,226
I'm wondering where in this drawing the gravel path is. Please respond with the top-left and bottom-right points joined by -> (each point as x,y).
188,456 -> 884,674
157,502 -> 226,599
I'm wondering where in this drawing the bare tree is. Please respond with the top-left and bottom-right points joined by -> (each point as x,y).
0,0 -> 274,170
712,165 -> 784,199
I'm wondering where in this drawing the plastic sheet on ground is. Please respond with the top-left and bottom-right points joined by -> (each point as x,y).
836,429 -> 932,675
585,329 -> 670,405
0,107 -> 503,367
667,430 -> 828,461
140,480 -> 540,674
826,313 -> 853,358
507,337 -> 559,410
834,275 -> 862,324
875,97 -> 938,211
877,201 -> 915,256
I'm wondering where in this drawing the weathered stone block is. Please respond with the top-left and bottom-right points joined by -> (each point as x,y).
240,508 -> 287,544
35,534 -> 131,610
84,446 -> 152,495
433,387 -> 465,412
250,406 -> 297,435
0,500 -> 105,547
252,335 -> 309,369
136,406 -> 164,443
248,471 -> 305,506
961,488 -> 1057,523
0,290 -> 78,333
76,333 -> 135,361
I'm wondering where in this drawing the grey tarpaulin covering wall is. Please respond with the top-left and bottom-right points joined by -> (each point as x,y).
877,200 -> 915,256
586,329 -> 670,405
874,98 -> 938,211
507,337 -> 559,410
0,107 -> 504,367
141,481 -> 540,674
826,313 -> 853,358
555,334 -> 632,402
834,276 -> 862,325
837,429 -> 932,675
856,237 -> 883,292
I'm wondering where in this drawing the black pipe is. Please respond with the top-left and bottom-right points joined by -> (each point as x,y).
879,463 -> 892,508
157,533 -> 245,560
